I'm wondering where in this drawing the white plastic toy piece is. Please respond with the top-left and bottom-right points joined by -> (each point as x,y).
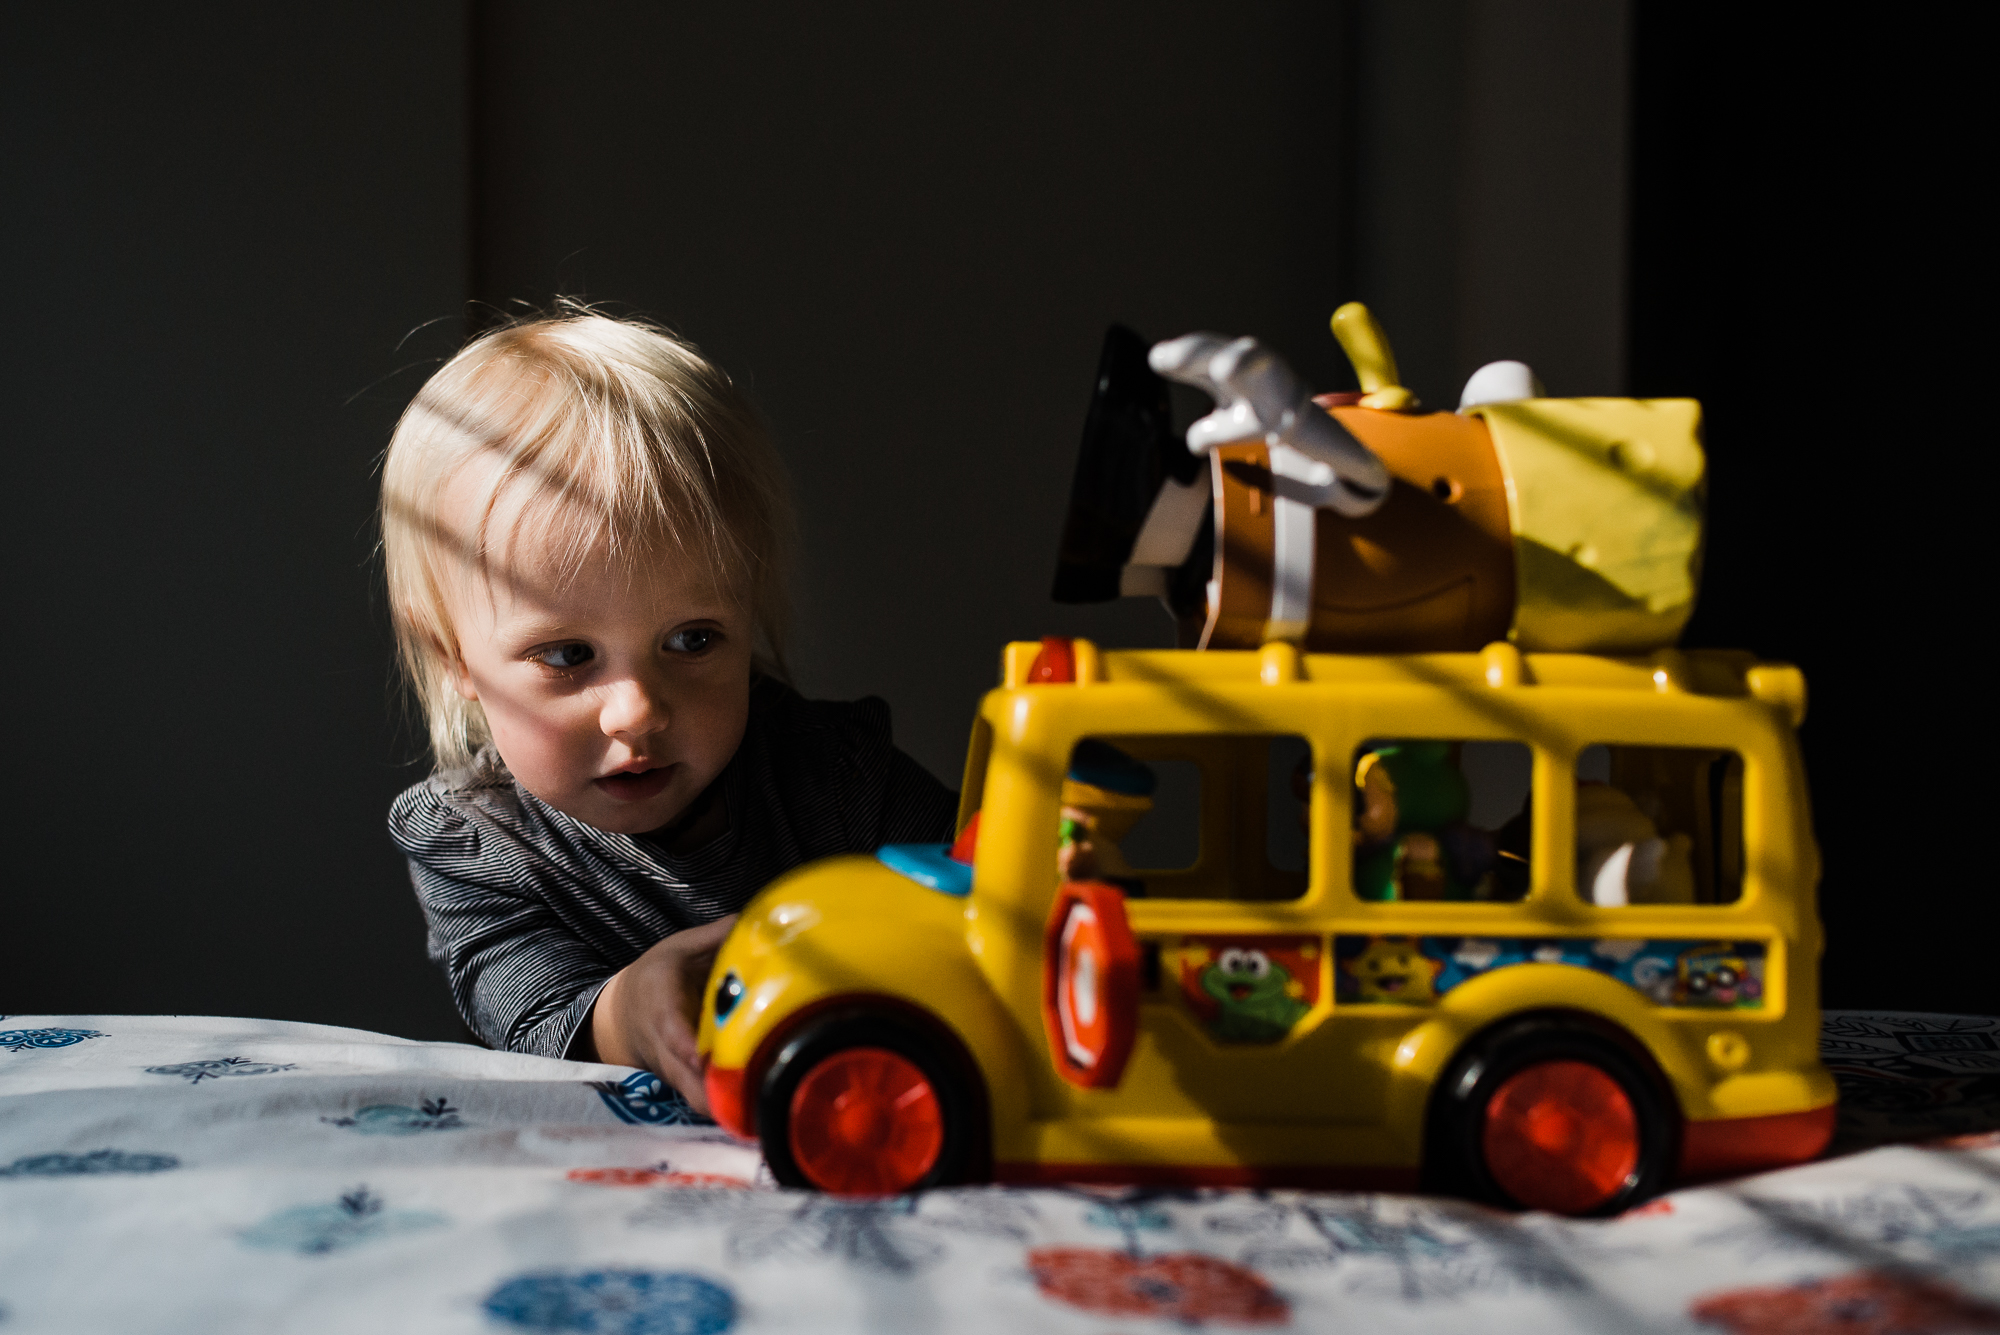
1126,474 -> 1211,566
1149,333 -> 1390,642
1590,841 -> 1635,906
1458,359 -> 1545,410
1586,837 -> 1674,907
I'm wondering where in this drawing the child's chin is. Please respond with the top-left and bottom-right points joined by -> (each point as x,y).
580,799 -> 680,836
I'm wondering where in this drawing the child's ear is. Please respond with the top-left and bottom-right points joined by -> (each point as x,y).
433,635 -> 479,702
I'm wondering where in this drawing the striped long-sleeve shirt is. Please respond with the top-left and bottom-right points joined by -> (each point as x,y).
387,679 -> 958,1057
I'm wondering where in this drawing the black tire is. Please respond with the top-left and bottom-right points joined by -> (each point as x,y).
758,1008 -> 987,1192
1423,1011 -> 1678,1215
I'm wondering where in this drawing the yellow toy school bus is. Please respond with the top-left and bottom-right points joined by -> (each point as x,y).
699,635 -> 1835,1215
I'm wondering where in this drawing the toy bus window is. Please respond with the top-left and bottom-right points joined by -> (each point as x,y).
1066,735 -> 1311,901
1109,759 -> 1201,873
1351,739 -> 1533,902
1575,745 -> 1744,906
1266,735 -> 1311,874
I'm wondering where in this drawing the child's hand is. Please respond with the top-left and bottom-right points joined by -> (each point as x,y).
587,915 -> 739,1114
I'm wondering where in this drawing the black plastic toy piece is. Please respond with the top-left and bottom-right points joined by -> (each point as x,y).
1052,324 -> 1211,618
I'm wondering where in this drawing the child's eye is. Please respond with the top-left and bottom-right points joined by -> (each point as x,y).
533,643 -> 594,670
667,627 -> 719,654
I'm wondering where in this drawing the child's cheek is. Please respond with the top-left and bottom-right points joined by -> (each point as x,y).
681,665 -> 753,773
482,680 -> 601,790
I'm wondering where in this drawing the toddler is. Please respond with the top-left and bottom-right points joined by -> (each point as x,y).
380,311 -> 956,1111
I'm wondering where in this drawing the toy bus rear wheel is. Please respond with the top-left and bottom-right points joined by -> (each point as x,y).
1424,1012 -> 1677,1216
757,1009 -> 985,1194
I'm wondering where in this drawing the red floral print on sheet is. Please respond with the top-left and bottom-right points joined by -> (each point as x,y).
1027,1246 -> 1288,1324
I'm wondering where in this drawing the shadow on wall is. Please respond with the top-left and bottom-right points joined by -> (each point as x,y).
465,0 -> 1635,786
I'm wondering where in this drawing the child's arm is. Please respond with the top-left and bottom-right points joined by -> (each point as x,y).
407,857 -> 633,1058
575,916 -> 736,1113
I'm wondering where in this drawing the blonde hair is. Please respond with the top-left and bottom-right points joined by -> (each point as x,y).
381,308 -> 793,768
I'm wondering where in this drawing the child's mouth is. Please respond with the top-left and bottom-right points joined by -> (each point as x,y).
595,765 -> 675,802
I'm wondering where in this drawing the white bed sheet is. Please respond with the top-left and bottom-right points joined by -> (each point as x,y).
3,1011 -> 1998,1333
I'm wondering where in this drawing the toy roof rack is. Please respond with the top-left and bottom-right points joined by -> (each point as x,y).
1001,637 -> 1804,726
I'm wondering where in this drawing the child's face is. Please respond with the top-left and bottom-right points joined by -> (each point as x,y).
442,482 -> 754,836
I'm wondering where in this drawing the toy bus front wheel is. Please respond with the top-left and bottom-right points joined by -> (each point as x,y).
757,1008 -> 987,1194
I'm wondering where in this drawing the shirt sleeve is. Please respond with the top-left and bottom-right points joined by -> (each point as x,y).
405,855 -> 612,1058
390,773 -> 629,1059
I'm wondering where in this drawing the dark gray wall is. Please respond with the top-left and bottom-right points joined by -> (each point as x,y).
469,0 -> 1635,790
2,8 -> 468,1037
1344,0 -> 1631,403
469,2 -> 1351,785
1627,8 -> 1989,1016
6,3 -> 1977,1036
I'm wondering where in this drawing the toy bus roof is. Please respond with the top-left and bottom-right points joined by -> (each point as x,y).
998,639 -> 1805,726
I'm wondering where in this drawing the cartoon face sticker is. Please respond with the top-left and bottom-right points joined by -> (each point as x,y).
1340,937 -> 1441,1005
1171,937 -> 1320,1043
1675,946 -> 1762,1007
1199,949 -> 1310,1042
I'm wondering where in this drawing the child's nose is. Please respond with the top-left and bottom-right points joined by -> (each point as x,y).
598,676 -> 669,738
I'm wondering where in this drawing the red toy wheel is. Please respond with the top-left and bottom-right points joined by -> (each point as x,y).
786,1047 -> 944,1194
1424,1013 -> 1675,1215
757,1009 -> 984,1193
1480,1059 -> 1641,1213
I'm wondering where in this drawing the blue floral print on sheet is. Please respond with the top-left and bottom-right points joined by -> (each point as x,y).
238,1186 -> 447,1256
483,1269 -> 737,1334
1,1028 -> 108,1053
0,1149 -> 179,1177
628,1188 -> 1041,1277
591,1071 -> 711,1127
145,1057 -> 299,1083
321,1097 -> 465,1134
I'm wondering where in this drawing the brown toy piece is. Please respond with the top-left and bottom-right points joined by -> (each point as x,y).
1190,303 -> 1703,655
1200,405 -> 1514,652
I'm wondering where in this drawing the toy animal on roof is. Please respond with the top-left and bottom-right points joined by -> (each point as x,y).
1053,303 -> 1705,655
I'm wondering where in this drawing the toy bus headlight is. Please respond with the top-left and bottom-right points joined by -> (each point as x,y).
713,971 -> 745,1026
